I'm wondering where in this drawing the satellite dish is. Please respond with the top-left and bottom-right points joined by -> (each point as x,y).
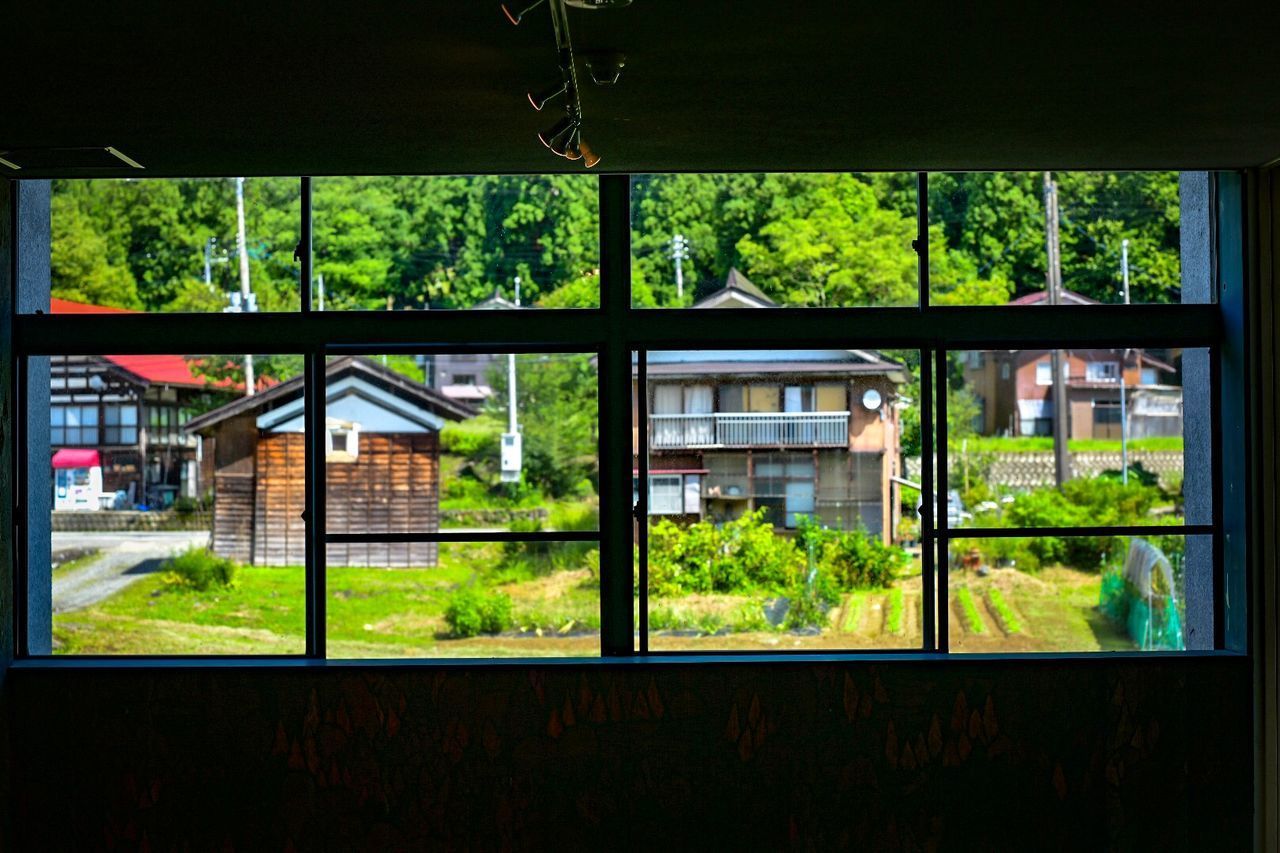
861,388 -> 882,411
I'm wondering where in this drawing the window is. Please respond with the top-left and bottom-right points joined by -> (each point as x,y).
51,405 -> 98,445
12,170 -> 1243,660
1086,361 -> 1121,381
102,404 -> 138,445
649,475 -> 684,514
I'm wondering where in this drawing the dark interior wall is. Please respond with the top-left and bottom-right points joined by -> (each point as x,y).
5,659 -> 1250,850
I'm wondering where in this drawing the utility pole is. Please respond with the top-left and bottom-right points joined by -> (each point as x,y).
508,275 -> 520,435
317,271 -> 325,312
501,276 -> 523,484
1044,172 -> 1070,485
670,233 -> 690,302
233,177 -> 256,396
1119,238 -> 1131,484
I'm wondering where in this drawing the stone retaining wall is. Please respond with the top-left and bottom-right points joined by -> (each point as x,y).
51,510 -> 212,532
907,450 -> 1183,490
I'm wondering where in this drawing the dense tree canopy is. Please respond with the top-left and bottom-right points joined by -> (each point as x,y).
51,171 -> 1182,312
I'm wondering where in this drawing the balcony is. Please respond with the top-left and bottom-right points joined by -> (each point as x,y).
650,411 -> 850,449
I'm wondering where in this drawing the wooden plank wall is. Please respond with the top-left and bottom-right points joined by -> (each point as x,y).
212,473 -> 255,562
326,433 -> 440,568
214,431 -> 441,567
253,433 -> 307,566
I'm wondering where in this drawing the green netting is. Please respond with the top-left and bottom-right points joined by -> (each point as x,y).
1098,539 -> 1185,651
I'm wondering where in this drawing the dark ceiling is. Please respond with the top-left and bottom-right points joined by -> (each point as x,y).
5,1 -> 1280,178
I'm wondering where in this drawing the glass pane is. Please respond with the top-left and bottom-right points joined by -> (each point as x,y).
946,534 -> 1206,653
324,353 -> 599,534
641,348 -> 924,651
946,347 -> 1209,528
45,353 -> 306,655
928,171 -> 1194,306
312,175 -> 599,310
326,541 -> 601,658
48,177 -> 301,314
630,173 -> 919,308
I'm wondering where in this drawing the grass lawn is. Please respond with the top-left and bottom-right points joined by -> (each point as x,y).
53,542 -> 601,657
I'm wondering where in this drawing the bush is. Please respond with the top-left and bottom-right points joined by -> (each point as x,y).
648,509 -> 805,597
440,417 -> 501,457
443,588 -> 514,638
970,476 -> 1165,571
162,547 -> 237,591
821,527 -> 908,589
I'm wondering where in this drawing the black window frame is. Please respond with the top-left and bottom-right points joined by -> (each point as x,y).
5,171 -> 1247,662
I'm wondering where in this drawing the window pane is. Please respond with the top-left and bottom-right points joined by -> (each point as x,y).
44,353 -> 305,655
928,171 -> 1196,306
326,541 -> 601,658
641,348 -> 924,651
946,347 -> 1208,528
630,173 -> 919,308
946,534 -> 1206,653
312,175 -> 599,310
47,178 -> 301,314
325,353 -> 599,534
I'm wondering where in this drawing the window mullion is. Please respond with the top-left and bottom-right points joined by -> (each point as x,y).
299,177 -> 326,658
598,174 -> 635,656
935,348 -> 950,653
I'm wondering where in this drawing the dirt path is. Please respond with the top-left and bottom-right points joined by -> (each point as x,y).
52,532 -> 210,612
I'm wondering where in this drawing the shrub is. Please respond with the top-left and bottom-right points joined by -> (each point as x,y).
440,417 -> 501,457
647,509 -> 805,597
162,547 -> 237,591
820,527 -> 908,590
443,588 -> 514,638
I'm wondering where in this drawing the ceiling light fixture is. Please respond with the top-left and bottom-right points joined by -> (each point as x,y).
527,81 -> 568,111
503,0 -> 631,169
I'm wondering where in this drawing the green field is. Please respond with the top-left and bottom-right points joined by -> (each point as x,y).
54,549 -> 1137,656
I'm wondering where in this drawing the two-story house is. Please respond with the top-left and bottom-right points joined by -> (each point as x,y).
636,271 -> 910,541
49,299 -> 232,509
962,290 -> 1182,438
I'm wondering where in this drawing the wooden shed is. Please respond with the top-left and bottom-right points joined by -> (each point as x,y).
184,357 -> 473,567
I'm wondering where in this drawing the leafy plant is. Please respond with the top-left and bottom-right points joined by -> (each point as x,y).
986,587 -> 1023,634
162,547 -> 238,591
956,586 -> 987,635
884,587 -> 905,635
443,588 -> 514,638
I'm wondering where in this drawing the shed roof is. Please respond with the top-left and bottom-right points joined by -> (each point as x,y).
184,356 -> 475,433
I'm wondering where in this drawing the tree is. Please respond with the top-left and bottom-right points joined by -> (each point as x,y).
486,353 -> 598,498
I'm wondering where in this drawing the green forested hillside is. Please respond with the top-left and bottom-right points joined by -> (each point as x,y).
51,171 -> 1182,312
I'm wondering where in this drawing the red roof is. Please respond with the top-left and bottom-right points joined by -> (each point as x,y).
50,297 -> 235,389
50,297 -> 134,314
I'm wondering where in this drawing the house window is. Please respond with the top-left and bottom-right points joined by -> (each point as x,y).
51,405 -> 99,445
13,170 -> 1240,662
102,404 -> 138,445
451,373 -> 476,386
649,475 -> 684,514
1086,361 -> 1121,381
1000,362 -> 1011,380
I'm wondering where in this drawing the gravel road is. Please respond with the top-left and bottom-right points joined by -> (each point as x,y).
51,531 -> 211,612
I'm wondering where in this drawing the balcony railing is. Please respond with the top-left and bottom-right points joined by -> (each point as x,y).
650,411 -> 850,449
